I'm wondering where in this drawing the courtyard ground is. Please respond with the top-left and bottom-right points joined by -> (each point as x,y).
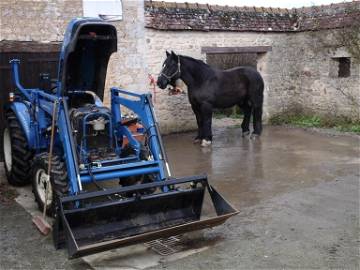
0,125 -> 359,269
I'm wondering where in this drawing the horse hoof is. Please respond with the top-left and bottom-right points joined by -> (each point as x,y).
250,134 -> 260,140
201,139 -> 212,147
242,131 -> 250,137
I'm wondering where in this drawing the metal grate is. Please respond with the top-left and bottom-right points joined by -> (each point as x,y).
144,235 -> 183,256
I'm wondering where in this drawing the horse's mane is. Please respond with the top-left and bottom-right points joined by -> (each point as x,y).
180,55 -> 216,80
180,55 -> 210,69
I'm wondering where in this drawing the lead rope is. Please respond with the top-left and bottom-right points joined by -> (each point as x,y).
43,100 -> 58,220
148,74 -> 157,104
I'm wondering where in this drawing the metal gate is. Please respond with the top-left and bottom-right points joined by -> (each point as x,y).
0,41 -> 60,160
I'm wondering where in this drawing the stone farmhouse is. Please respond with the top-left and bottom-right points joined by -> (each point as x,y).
0,0 -> 359,133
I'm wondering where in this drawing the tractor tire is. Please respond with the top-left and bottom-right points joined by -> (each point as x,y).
2,110 -> 33,186
32,153 -> 69,217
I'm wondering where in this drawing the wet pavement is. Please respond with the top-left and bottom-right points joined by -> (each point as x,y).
0,125 -> 359,269
166,126 -> 359,210
160,126 -> 359,269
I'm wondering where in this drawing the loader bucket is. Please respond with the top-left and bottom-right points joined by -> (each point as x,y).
56,175 -> 238,258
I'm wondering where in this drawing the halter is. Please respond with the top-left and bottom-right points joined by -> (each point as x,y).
160,55 -> 181,81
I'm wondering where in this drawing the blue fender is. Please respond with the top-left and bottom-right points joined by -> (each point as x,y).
8,102 -> 35,148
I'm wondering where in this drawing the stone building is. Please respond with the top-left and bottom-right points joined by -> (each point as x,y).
144,1 -> 360,132
0,0 -> 359,134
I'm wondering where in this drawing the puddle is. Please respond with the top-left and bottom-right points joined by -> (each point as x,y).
163,126 -> 360,209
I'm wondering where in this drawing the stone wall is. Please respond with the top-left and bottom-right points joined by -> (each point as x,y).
0,1 -> 358,135
145,30 -> 291,133
0,0 -> 82,41
103,0 -> 148,104
145,1 -> 360,133
288,30 -> 360,119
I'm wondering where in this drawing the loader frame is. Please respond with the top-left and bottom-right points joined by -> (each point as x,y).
9,60 -> 170,195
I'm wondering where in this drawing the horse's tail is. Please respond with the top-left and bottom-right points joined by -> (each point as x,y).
248,70 -> 264,107
248,70 -> 264,135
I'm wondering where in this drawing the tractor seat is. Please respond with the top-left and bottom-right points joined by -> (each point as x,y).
68,90 -> 103,108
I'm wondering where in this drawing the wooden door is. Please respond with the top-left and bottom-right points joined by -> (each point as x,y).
0,41 -> 60,160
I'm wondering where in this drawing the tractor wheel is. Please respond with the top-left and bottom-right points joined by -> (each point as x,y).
3,111 -> 33,186
32,153 -> 69,217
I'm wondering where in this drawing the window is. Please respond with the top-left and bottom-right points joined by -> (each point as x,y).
337,57 -> 351,78
331,57 -> 351,78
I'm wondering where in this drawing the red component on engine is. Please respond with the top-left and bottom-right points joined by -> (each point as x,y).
121,119 -> 145,146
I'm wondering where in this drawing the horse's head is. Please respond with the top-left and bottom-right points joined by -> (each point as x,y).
157,51 -> 181,89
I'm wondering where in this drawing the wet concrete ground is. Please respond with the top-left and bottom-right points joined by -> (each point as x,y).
160,126 -> 360,269
0,125 -> 359,269
167,126 -> 359,210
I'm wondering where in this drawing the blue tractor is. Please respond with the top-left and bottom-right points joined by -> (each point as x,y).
2,18 -> 237,258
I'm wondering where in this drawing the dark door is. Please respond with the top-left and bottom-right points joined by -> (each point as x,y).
0,41 -> 60,160
206,53 -> 257,69
206,53 -> 258,117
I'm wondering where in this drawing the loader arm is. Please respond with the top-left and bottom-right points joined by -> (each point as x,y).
32,93 -> 83,194
111,88 -> 169,180
10,59 -> 32,101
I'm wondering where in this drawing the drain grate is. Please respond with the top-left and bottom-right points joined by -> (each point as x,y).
144,235 -> 183,256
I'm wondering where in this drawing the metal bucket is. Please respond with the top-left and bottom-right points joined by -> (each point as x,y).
54,175 -> 238,258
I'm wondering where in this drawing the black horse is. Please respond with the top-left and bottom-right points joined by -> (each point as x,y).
157,51 -> 264,146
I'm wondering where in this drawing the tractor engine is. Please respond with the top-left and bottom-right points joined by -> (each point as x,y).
69,105 -> 117,163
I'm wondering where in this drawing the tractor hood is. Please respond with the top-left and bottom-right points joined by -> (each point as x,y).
58,18 -> 117,100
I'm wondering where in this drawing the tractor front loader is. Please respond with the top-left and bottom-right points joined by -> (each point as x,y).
2,18 -> 238,258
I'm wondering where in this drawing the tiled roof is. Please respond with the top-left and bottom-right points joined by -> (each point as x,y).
144,1 -> 360,32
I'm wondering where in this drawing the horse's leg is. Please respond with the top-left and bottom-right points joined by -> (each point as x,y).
200,102 -> 213,147
240,102 -> 252,137
251,105 -> 263,139
249,79 -> 264,139
191,104 -> 203,143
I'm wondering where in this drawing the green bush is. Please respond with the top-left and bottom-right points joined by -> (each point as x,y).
213,106 -> 243,119
269,112 -> 360,133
